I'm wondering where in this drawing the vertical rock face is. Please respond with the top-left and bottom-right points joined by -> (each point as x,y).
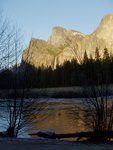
48,26 -> 84,46
93,14 -> 113,44
22,39 -> 55,68
22,14 -> 113,69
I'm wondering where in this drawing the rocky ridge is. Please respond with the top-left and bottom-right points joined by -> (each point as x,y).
22,14 -> 113,69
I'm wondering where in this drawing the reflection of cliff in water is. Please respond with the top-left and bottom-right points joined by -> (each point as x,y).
29,100 -> 88,135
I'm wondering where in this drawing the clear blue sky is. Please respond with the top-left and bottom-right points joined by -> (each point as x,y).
0,0 -> 113,46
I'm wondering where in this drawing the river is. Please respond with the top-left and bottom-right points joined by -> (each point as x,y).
24,98 -> 87,139
0,97 -> 113,139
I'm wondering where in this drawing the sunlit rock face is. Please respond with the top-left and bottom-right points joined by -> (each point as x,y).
48,26 -> 84,46
22,14 -> 113,69
93,14 -> 113,45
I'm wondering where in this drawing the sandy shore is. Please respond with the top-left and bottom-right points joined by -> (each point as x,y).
0,138 -> 113,150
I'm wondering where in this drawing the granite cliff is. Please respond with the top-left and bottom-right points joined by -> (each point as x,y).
22,14 -> 113,69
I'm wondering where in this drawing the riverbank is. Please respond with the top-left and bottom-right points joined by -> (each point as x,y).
28,86 -> 83,98
0,138 -> 113,150
0,86 -> 83,98
0,85 -> 113,98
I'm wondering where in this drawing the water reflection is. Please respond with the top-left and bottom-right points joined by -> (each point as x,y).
28,98 -> 87,138
0,98 -> 89,138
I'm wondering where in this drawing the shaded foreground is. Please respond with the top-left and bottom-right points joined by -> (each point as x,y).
0,138 -> 113,150
29,131 -> 113,141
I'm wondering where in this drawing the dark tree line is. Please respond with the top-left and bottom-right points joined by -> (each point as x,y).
82,48 -> 113,141
0,47 -> 113,89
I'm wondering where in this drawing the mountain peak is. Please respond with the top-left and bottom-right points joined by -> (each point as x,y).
103,14 -> 113,20
100,14 -> 113,26
23,14 -> 113,69
93,14 -> 113,44
52,26 -> 66,32
48,26 -> 84,46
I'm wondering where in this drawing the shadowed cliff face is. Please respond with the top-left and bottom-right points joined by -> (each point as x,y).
22,14 -> 113,69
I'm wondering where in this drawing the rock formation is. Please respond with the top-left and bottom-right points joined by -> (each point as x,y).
22,14 -> 113,69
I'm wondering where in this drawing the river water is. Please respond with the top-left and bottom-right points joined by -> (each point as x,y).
0,98 -> 87,138
25,98 -> 88,139
1,97 -> 113,139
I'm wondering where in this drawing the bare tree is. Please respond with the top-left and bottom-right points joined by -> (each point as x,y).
0,12 -> 47,137
82,54 -> 113,141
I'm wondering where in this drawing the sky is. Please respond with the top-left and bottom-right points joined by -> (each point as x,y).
0,0 -> 113,47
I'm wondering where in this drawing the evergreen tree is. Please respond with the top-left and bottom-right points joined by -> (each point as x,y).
83,50 -> 88,64
103,48 -> 110,61
95,47 -> 100,60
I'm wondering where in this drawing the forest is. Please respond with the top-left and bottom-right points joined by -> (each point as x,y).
0,47 -> 113,89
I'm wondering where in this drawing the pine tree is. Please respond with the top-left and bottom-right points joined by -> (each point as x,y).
95,47 -> 100,60
83,50 -> 88,64
103,48 -> 110,61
